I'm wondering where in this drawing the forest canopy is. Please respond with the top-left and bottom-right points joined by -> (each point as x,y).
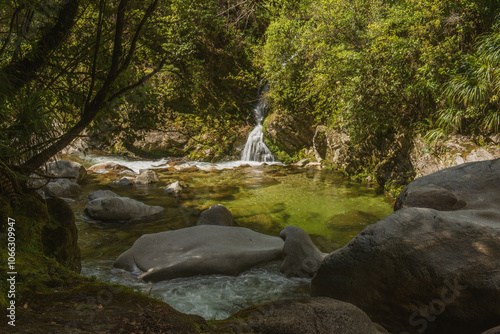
0,0 -> 498,172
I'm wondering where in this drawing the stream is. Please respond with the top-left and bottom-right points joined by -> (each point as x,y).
68,153 -> 393,320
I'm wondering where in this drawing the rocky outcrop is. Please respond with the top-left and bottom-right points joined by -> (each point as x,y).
311,159 -> 500,334
196,204 -> 236,226
279,225 -> 326,278
222,297 -> 388,334
264,110 -> 315,155
114,225 -> 284,282
44,160 -> 87,183
84,194 -> 164,222
130,129 -> 187,158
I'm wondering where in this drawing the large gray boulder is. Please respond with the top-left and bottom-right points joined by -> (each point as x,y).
279,225 -> 326,278
312,159 -> 500,334
45,160 -> 87,183
114,225 -> 284,282
85,196 -> 163,222
223,297 -> 388,334
196,204 -> 236,226
44,179 -> 81,198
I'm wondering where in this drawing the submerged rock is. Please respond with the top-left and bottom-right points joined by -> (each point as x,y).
114,225 -> 284,282
85,195 -> 164,222
196,204 -> 236,226
86,189 -> 120,201
312,159 -> 500,334
110,177 -> 134,187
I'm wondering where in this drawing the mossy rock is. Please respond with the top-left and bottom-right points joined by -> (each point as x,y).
14,280 -> 206,333
44,197 -> 81,273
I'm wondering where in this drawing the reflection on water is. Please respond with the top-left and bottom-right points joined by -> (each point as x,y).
70,153 -> 393,319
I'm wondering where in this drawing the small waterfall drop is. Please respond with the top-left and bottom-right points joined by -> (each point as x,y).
241,87 -> 275,162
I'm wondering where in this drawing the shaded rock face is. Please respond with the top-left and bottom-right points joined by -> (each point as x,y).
395,158 -> 500,211
114,225 -> 284,282
84,196 -> 164,222
44,160 -> 87,183
44,179 -> 81,198
312,159 -> 500,334
223,297 -> 388,334
196,204 -> 235,226
279,225 -> 326,278
43,197 -> 81,273
482,326 -> 500,334
131,129 -> 188,158
264,110 -> 315,155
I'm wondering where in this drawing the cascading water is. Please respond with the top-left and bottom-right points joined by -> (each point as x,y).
241,86 -> 275,162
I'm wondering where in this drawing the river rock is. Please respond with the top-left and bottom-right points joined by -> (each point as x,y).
44,179 -> 81,198
196,204 -> 236,226
45,160 -> 87,183
164,181 -> 187,196
114,225 -> 284,282
482,326 -> 500,334
311,159 -> 500,334
110,177 -> 134,187
279,226 -> 326,278
85,196 -> 164,222
223,297 -> 388,334
86,189 -> 120,201
87,162 -> 135,175
135,169 -> 159,185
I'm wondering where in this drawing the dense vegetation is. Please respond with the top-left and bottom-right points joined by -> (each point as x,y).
0,0 -> 498,173
263,0 -> 499,146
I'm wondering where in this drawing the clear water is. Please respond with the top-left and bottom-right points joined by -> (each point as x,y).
69,153 -> 393,319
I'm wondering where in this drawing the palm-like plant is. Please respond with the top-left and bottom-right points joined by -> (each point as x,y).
427,30 -> 500,144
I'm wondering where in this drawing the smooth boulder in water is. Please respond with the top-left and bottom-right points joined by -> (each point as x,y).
114,225 -> 284,282
85,190 -> 163,222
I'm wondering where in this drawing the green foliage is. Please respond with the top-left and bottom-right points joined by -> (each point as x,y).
262,0 -> 499,156
428,29 -> 500,141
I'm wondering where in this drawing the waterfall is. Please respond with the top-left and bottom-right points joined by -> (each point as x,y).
241,87 -> 275,162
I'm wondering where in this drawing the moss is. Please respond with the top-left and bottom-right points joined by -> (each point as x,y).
44,197 -> 81,272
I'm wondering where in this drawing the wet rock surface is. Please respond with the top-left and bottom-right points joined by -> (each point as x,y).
312,159 -> 500,334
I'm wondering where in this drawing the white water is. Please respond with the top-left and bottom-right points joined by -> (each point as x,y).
241,89 -> 275,162
82,260 -> 310,320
